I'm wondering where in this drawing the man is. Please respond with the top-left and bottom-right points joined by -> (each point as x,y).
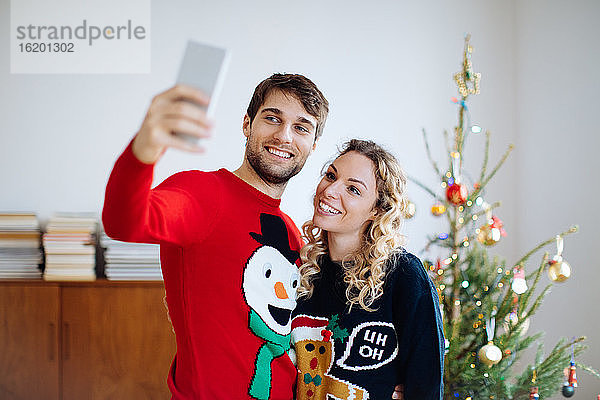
102,74 -> 328,399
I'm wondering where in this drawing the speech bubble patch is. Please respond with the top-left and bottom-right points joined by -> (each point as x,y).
336,321 -> 398,371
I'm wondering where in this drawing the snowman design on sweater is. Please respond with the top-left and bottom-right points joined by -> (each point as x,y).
243,214 -> 301,400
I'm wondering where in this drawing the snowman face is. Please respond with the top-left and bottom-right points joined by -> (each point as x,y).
243,246 -> 300,335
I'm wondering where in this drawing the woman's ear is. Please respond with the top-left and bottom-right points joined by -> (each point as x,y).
369,206 -> 379,221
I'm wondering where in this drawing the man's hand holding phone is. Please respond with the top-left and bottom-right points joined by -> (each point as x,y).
132,40 -> 229,164
132,85 -> 213,164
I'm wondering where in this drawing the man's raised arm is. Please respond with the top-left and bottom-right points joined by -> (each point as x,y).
102,85 -> 214,245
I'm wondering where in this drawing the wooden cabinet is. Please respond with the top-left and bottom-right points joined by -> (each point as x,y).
0,281 -> 176,400
0,285 -> 60,400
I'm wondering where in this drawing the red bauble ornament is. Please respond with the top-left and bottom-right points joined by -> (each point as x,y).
446,183 -> 468,205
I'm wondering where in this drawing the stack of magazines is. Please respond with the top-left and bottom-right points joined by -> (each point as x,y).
0,212 -> 43,279
100,231 -> 162,280
43,213 -> 97,281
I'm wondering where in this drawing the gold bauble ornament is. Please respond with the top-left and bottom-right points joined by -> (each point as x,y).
431,203 -> 446,216
405,201 -> 416,219
476,224 -> 501,246
478,341 -> 502,367
547,255 -> 571,282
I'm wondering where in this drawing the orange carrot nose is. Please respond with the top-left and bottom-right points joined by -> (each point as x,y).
274,281 -> 288,299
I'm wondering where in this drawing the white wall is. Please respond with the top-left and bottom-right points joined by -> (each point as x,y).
0,0 -> 597,396
0,0 -> 518,257
515,0 -> 600,398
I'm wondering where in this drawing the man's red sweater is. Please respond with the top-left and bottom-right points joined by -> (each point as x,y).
102,141 -> 302,399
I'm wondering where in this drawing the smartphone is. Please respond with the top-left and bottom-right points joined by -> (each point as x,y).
174,40 -> 230,144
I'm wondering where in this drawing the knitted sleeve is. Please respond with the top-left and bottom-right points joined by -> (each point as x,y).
392,253 -> 445,400
102,139 -> 221,246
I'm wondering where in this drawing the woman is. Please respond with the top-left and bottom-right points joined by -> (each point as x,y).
291,139 -> 444,400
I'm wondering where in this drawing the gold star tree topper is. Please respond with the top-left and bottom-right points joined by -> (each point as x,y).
454,34 -> 481,98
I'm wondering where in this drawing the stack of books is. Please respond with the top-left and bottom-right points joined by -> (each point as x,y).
0,212 -> 43,279
43,213 -> 97,281
100,232 -> 162,280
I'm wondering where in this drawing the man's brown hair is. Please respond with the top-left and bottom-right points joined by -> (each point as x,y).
247,73 -> 329,140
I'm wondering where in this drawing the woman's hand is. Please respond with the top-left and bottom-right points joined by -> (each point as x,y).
392,384 -> 404,399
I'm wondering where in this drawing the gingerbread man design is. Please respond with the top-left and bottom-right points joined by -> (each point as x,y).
291,315 -> 368,400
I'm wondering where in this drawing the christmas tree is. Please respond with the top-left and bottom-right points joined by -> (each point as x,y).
410,35 -> 600,399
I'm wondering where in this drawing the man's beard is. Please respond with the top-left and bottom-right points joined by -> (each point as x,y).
245,138 -> 307,186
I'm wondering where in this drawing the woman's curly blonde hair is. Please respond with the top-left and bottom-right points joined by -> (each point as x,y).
298,139 -> 409,312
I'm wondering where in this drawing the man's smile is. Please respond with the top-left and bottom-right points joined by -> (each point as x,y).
265,146 -> 294,159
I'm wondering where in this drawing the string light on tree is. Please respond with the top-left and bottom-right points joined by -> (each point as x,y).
450,96 -> 482,139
